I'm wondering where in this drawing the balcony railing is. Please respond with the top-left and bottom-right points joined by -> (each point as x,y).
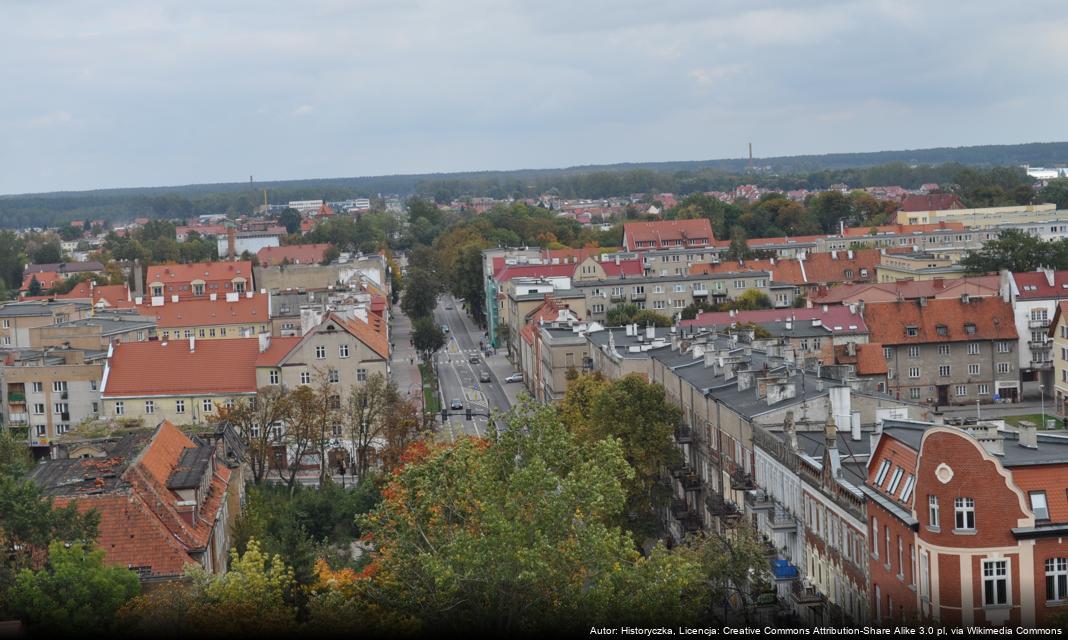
610,295 -> 626,303
706,493 -> 740,517
769,508 -> 797,531
692,289 -> 709,297
1029,319 -> 1051,329
674,426 -> 693,444
631,293 -> 646,301
730,469 -> 756,491
791,581 -> 826,605
680,473 -> 702,492
7,392 -> 24,402
7,412 -> 27,424
744,489 -> 775,511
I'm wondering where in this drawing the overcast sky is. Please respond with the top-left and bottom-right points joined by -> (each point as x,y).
2,0 -> 1066,194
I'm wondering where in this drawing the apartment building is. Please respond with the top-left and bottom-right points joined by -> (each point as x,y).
30,311 -> 157,350
1002,268 -> 1068,388
875,251 -> 967,283
622,219 -> 714,252
142,260 -> 254,300
0,301 -> 92,348
866,419 -> 1068,626
253,253 -> 389,295
1,346 -> 106,456
576,271 -> 772,322
680,305 -> 870,349
863,296 -> 1020,405
256,243 -> 332,267
691,249 -> 881,297
810,276 -> 1000,307
1049,302 -> 1068,418
142,294 -> 272,341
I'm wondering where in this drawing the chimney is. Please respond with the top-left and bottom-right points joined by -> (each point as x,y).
646,324 -> 655,339
188,336 -> 195,352
1018,420 -> 1038,449
846,341 -> 856,356
258,332 -> 271,353
825,417 -> 842,478
919,296 -> 928,307
975,423 -> 1004,456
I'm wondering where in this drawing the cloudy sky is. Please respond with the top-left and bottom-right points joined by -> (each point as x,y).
2,0 -> 1066,194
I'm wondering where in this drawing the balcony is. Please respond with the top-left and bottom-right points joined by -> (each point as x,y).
1029,319 -> 1051,329
674,426 -> 693,444
610,295 -> 626,303
769,508 -> 798,531
730,469 -> 756,491
706,493 -> 740,518
7,392 -> 24,402
678,511 -> 703,533
1029,338 -> 1050,348
744,489 -> 775,511
771,558 -> 799,581
680,473 -> 702,492
670,463 -> 692,479
671,498 -> 690,518
631,293 -> 646,302
692,289 -> 709,297
7,412 -> 27,424
791,581 -> 826,605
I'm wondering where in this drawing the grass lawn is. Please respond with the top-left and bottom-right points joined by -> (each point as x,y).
419,362 -> 441,414
1003,413 -> 1064,430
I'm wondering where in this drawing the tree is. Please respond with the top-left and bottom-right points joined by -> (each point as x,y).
355,402 -> 753,633
321,244 -> 340,265
960,229 -> 1066,273
605,303 -> 672,327
379,398 -> 434,472
560,374 -> 682,536
214,387 -> 292,485
7,542 -> 140,635
0,231 -> 26,291
730,289 -> 773,311
26,275 -> 42,296
343,372 -> 394,479
31,240 -> 62,265
117,540 -> 297,636
280,381 -> 334,492
400,267 -> 440,320
411,317 -> 446,363
278,208 -> 302,234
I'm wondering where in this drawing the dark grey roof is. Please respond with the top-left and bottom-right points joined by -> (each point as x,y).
880,419 -> 1068,467
512,290 -> 586,302
0,301 -> 91,317
29,431 -> 151,496
52,313 -> 156,335
167,445 -> 213,489
25,261 -> 105,274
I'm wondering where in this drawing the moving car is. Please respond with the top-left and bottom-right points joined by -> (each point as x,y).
445,304 -> 453,310
468,355 -> 480,364
479,371 -> 491,383
450,398 -> 463,410
441,324 -> 450,333
505,373 -> 523,383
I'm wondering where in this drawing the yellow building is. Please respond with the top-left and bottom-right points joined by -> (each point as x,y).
142,294 -> 271,341
1051,302 -> 1068,418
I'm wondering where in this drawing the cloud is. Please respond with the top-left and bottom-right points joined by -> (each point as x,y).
0,0 -> 1065,193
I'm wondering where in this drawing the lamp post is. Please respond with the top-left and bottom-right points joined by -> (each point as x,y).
1041,384 -> 1046,431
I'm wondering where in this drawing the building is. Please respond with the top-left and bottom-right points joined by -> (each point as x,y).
1048,302 -> 1068,417
575,270 -> 773,323
30,310 -> 157,350
809,277 -> 1000,307
865,418 -> 1068,626
876,251 -> 967,283
1001,269 -> 1068,389
691,249 -> 882,296
253,253 -> 388,295
680,305 -> 870,347
256,243 -> 332,267
142,261 -> 254,301
1,346 -> 107,456
896,201 -> 1056,226
24,261 -> 105,277
29,420 -> 244,580
0,301 -> 93,349
862,297 -> 1020,406
622,219 -> 715,251
141,294 -> 271,341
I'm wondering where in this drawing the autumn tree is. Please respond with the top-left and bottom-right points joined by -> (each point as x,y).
214,386 -> 292,484
343,372 -> 394,479
280,379 -> 334,492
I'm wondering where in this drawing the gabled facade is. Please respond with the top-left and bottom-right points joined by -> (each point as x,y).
144,261 -> 254,301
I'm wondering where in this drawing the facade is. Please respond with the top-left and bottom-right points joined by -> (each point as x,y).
1,347 -> 106,456
575,271 -> 773,323
142,294 -> 272,341
1049,302 -> 1068,418
863,297 -> 1020,406
691,249 -> 881,296
0,301 -> 93,349
143,261 -> 254,301
1002,269 -> 1066,387
896,202 -> 1055,226
29,311 -> 156,350
622,219 -> 714,252
876,252 -> 967,283
253,253 -> 389,295
866,419 -> 1068,627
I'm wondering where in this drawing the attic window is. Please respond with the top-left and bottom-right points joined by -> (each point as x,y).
906,326 -> 919,337
326,324 -> 335,332
964,323 -> 976,335
936,324 -> 948,336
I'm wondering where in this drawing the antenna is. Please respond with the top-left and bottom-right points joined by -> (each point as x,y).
748,142 -> 753,171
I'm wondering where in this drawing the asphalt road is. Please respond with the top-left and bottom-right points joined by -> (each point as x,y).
433,296 -> 511,441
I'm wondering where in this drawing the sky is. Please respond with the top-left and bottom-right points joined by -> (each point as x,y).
2,0 -> 1067,195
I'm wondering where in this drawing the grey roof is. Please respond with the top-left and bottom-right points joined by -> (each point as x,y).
0,301 -> 91,317
167,444 -> 213,489
880,419 -> 1068,467
572,270 -> 771,287
511,290 -> 586,302
51,313 -> 156,335
25,261 -> 105,274
29,431 -> 152,496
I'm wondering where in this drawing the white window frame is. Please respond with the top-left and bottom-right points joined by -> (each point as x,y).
955,497 -> 976,531
982,559 -> 1010,607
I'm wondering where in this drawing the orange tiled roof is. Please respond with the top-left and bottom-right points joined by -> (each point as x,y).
255,336 -> 301,367
103,339 -> 261,397
862,297 -> 1018,345
146,261 -> 253,285
140,295 -> 269,329
623,219 -> 714,250
690,249 -> 880,286
20,271 -> 62,291
831,343 -> 888,376
899,194 -> 965,212
331,312 -> 389,359
256,243 -> 331,267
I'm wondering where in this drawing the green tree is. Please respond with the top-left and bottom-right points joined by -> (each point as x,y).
31,240 -> 62,265
400,268 -> 440,320
278,208 -> 302,234
730,289 -> 773,311
321,244 -> 341,265
7,542 -> 140,634
411,317 -> 446,363
26,275 -> 42,296
605,303 -> 672,327
960,229 -> 1064,273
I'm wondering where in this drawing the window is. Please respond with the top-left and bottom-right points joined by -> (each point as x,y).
209,328 -> 216,338
592,304 -> 604,313
144,400 -> 155,414
53,381 -> 67,392
35,424 -> 45,437
998,341 -> 1012,353
357,368 -> 367,382
176,400 -> 185,414
887,467 -> 904,493
300,372 -> 312,385
1047,558 -> 1068,602
885,526 -> 891,568
910,388 -> 921,399
936,325 -> 948,337
983,560 -> 1009,607
938,344 -> 950,356
939,365 -> 950,377
31,382 -> 42,393
884,347 -> 894,359
1,320 -> 7,328
193,283 -> 205,296
956,385 -> 967,396
955,497 -> 975,531
328,368 -> 339,383
969,342 -> 981,355
908,367 -> 920,378
969,363 -> 980,375
198,328 -> 206,338
115,401 -> 124,416
997,362 -> 1011,374
920,551 -> 931,600
269,370 -> 280,385
871,516 -> 879,558
900,475 -> 915,502
929,496 -> 939,530
184,330 -> 193,338
875,460 -> 891,485
328,395 -> 341,410
53,403 -> 68,415
898,536 -> 904,578
964,323 -> 976,335
979,384 -> 990,395
32,403 -> 44,415
1031,491 -> 1050,520
906,326 -> 918,337
908,346 -> 919,358
315,345 -> 326,359
339,344 -> 350,358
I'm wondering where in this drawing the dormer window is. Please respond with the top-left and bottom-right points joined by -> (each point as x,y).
906,326 -> 919,337
936,324 -> 948,336
964,323 -> 976,335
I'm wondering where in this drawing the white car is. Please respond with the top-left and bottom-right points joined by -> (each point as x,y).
504,373 -> 523,383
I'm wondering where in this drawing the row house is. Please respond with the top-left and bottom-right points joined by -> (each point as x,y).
810,276 -> 1000,307
139,293 -> 272,341
515,298 -> 582,402
575,270 -> 773,322
29,420 -> 244,581
691,249 -> 881,297
1,346 -> 107,457
622,219 -> 714,252
866,418 -> 1068,627
30,310 -> 156,350
680,304 -> 870,351
863,296 -> 1020,406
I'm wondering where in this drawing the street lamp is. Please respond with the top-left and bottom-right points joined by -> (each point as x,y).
1041,384 -> 1046,431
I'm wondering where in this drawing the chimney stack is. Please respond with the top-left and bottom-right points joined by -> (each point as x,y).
188,336 -> 195,352
1018,420 -> 1038,449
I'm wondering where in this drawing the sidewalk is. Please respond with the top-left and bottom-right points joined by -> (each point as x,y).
484,351 -> 528,407
389,307 -> 424,407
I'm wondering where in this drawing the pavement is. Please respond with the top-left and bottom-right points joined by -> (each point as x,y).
388,305 -> 425,410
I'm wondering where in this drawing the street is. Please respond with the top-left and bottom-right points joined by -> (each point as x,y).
433,295 -> 513,441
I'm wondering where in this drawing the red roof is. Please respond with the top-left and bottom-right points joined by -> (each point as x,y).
21,271 -> 62,292
146,261 -> 253,286
898,194 -> 965,212
691,249 -> 880,286
830,343 -> 888,376
862,298 -> 1017,345
140,295 -> 269,329
623,219 -> 714,251
103,339 -> 262,397
710,234 -> 825,249
1013,271 -> 1068,300
680,306 -> 868,335
255,336 -> 301,367
330,312 -> 390,360
810,277 -> 1000,305
256,243 -> 331,267
495,258 -> 642,284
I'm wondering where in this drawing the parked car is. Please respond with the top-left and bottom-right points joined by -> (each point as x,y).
445,305 -> 453,310
450,398 -> 463,410
468,355 -> 480,364
441,324 -> 450,333
505,373 -> 523,383
479,371 -> 491,383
